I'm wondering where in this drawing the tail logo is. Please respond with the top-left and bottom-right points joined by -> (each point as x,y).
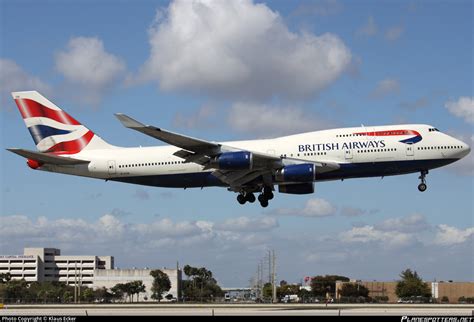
15,98 -> 94,154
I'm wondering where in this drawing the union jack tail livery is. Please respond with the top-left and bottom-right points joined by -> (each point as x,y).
12,91 -> 112,154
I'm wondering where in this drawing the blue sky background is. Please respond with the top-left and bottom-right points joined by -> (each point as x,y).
0,0 -> 473,287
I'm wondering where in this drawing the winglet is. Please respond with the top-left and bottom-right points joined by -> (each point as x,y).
115,113 -> 148,129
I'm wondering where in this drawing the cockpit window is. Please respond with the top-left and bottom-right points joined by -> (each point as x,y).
428,128 -> 440,132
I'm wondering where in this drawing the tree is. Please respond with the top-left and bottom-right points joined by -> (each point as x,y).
150,270 -> 171,302
94,287 -> 114,303
262,283 -> 273,299
395,269 -> 431,299
111,283 -> 132,302
339,283 -> 369,298
82,288 -> 95,303
310,275 -> 350,297
298,288 -> 311,303
111,284 -> 125,302
2,279 -> 29,303
182,265 -> 223,302
278,284 -> 300,298
0,273 -> 11,283
128,280 -> 146,302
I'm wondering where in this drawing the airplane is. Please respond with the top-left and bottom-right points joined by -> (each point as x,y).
7,91 -> 471,207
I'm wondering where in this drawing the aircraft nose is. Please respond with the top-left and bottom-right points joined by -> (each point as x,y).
458,140 -> 471,158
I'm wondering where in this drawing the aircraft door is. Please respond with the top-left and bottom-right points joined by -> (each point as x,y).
344,149 -> 353,160
107,160 -> 116,174
405,144 -> 414,158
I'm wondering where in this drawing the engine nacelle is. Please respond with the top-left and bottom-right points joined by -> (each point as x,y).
210,151 -> 253,170
275,163 -> 315,182
27,159 -> 43,169
278,183 -> 314,194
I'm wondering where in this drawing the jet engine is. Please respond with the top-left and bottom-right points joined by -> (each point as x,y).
209,151 -> 253,170
275,163 -> 315,182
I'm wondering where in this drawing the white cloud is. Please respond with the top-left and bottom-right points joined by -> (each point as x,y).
0,214 -> 123,243
375,213 -> 430,233
273,198 -> 337,218
55,37 -> 125,104
339,225 -> 416,248
370,78 -> 400,99
216,216 -> 278,232
0,58 -> 51,102
98,214 -> 125,237
132,218 -> 204,237
0,214 -> 278,253
174,105 -> 217,129
445,97 -> 474,124
136,0 -> 351,100
356,16 -> 377,37
385,26 -> 404,41
2,213 -> 473,285
228,102 -> 334,137
435,224 -> 474,246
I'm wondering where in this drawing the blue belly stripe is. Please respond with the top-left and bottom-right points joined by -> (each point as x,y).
109,158 -> 459,188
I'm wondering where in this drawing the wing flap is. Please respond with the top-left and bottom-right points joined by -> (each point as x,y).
212,169 -> 269,187
7,148 -> 90,165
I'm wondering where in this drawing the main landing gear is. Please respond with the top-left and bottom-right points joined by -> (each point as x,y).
418,170 -> 428,192
237,192 -> 256,205
237,187 -> 274,208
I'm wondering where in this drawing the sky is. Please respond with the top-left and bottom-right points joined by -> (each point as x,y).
0,0 -> 473,287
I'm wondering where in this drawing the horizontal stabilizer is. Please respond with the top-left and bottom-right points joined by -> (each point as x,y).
7,148 -> 90,165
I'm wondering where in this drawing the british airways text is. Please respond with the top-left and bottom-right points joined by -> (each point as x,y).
298,140 -> 386,152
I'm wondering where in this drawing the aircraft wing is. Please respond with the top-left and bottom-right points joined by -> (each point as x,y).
115,113 -> 220,154
7,148 -> 90,165
115,113 -> 340,188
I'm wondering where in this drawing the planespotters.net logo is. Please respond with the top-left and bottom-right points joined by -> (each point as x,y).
401,317 -> 474,322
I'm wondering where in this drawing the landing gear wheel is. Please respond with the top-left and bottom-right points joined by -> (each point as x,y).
263,187 -> 274,200
264,191 -> 274,200
418,170 -> 428,192
237,194 -> 246,204
246,193 -> 256,203
258,194 -> 269,208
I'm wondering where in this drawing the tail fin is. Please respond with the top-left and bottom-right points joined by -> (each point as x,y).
12,91 -> 113,154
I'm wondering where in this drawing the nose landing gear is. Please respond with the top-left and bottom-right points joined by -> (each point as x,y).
418,170 -> 428,192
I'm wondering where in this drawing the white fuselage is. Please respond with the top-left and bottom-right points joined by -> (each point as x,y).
35,124 -> 470,190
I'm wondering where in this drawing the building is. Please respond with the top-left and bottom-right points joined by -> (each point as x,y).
93,268 -> 182,301
0,247 -> 182,301
335,280 -> 474,303
0,248 -> 113,285
431,282 -> 474,303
